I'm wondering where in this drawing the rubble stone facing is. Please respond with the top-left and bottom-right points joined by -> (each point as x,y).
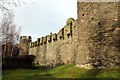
19,2 -> 120,68
77,2 -> 120,68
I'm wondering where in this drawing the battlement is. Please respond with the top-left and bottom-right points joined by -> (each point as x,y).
28,18 -> 76,48
20,36 -> 32,43
58,28 -> 64,40
37,38 -> 40,46
52,33 -> 57,42
47,35 -> 52,43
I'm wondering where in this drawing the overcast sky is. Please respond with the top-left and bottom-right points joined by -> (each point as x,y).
14,0 -> 77,41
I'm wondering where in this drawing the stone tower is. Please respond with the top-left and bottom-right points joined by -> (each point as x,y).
18,36 -> 32,55
76,0 -> 120,68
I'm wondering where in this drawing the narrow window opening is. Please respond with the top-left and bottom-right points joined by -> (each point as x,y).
82,14 -> 85,16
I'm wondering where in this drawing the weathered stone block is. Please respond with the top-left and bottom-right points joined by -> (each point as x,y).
52,34 -> 57,41
29,42 -> 32,48
34,41 -> 37,47
66,18 -> 75,25
40,37 -> 43,44
37,38 -> 40,46
43,37 -> 47,44
47,35 -> 52,42
32,42 -> 34,48
58,28 -> 64,40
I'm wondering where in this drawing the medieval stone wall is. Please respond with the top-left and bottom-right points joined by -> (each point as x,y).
28,18 -> 78,66
19,1 -> 120,68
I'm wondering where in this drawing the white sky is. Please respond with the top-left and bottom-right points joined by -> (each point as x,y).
14,0 -> 77,41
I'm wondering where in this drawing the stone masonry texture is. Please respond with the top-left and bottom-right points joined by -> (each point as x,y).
19,1 -> 120,68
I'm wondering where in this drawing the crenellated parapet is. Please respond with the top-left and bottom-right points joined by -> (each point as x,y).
28,17 -> 76,48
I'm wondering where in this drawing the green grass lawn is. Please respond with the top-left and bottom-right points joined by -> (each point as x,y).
2,64 -> 120,80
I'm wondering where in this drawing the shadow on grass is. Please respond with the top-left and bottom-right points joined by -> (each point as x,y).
81,69 -> 102,78
2,65 -> 57,80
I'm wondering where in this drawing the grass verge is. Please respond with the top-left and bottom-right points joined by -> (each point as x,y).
2,64 -> 120,80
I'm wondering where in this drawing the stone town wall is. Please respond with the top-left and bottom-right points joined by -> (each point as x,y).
20,1 -> 120,68
29,18 -> 78,66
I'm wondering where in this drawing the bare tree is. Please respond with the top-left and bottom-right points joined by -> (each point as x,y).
0,0 -> 21,59
0,0 -> 38,49
1,10 -> 20,45
0,0 -> 37,43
